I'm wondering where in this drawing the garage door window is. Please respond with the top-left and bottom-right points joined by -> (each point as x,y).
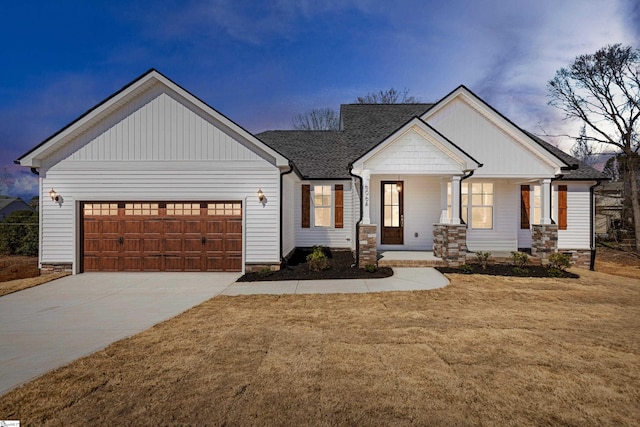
84,203 -> 118,215
125,203 -> 159,215
167,203 -> 201,215
208,203 -> 241,216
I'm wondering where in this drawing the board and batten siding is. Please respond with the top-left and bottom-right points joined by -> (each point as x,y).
425,98 -> 558,178
294,181 -> 354,249
555,183 -> 592,249
46,83 -> 262,164
38,84 -> 283,271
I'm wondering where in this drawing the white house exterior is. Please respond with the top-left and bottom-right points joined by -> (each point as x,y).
18,70 -> 606,274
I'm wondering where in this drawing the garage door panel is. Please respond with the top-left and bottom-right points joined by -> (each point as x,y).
82,201 -> 242,272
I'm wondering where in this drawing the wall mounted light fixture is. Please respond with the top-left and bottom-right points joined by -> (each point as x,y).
49,188 -> 61,202
257,189 -> 265,203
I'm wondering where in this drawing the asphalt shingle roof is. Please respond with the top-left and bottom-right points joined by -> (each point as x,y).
258,103 -> 607,181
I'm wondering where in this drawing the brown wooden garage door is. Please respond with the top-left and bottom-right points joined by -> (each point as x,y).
82,202 -> 242,272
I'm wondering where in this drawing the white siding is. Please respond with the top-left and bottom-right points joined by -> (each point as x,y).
294,181 -> 355,249
46,84 -> 261,164
282,173 -> 296,256
40,160 -> 281,268
556,183 -> 592,249
426,98 -> 557,178
370,176 -> 443,250
364,129 -> 461,173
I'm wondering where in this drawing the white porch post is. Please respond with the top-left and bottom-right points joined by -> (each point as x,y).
540,178 -> 553,224
451,175 -> 461,225
362,170 -> 371,225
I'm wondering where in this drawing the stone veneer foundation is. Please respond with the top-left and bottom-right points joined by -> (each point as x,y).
358,224 -> 378,268
41,263 -> 73,274
433,224 -> 467,267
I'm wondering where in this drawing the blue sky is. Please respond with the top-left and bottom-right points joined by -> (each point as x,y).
1,0 -> 639,199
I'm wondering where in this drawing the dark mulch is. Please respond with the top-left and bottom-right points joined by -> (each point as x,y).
238,249 -> 393,282
436,264 -> 579,278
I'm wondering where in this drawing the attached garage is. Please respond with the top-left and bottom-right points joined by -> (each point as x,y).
16,70 -> 289,274
82,202 -> 242,272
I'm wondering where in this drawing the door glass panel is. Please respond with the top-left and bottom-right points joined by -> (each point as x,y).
383,183 -> 401,228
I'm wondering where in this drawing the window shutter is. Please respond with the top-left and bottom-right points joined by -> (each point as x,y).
335,184 -> 344,228
558,185 -> 567,230
302,184 -> 310,228
520,185 -> 530,229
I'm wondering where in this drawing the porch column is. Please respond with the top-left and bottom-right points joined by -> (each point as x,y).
451,175 -> 461,225
362,170 -> 371,224
540,178 -> 553,224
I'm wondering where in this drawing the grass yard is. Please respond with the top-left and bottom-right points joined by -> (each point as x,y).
1,269 -> 638,425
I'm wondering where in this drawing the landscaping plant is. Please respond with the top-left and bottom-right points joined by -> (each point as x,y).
475,251 -> 491,270
306,246 -> 329,271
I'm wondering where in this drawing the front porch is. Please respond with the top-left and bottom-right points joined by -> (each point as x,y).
376,250 -> 544,268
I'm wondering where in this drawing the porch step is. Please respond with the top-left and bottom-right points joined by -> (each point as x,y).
377,251 -> 448,268
378,259 -> 448,268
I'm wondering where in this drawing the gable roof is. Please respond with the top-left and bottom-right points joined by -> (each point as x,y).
16,69 -> 288,168
261,90 -> 607,181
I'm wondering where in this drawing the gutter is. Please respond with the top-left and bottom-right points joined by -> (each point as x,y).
279,162 -> 294,265
348,164 -> 363,268
589,179 -> 603,271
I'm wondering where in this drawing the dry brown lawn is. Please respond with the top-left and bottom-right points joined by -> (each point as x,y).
1,268 -> 638,426
0,273 -> 69,297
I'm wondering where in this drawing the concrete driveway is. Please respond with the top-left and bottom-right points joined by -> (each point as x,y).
0,272 -> 240,395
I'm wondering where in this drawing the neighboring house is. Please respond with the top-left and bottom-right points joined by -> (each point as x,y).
16,70 -> 607,274
595,181 -> 624,239
0,197 -> 34,220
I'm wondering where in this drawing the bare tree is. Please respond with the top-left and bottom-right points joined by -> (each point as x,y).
548,44 -> 640,251
292,108 -> 339,131
355,88 -> 417,104
570,124 -> 598,167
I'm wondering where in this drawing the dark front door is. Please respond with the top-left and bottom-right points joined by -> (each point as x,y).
381,181 -> 403,245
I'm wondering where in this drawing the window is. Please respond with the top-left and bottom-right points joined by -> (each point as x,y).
470,182 -> 493,229
84,203 -> 118,216
125,203 -> 159,215
313,185 -> 332,227
208,203 -> 241,216
166,203 -> 200,215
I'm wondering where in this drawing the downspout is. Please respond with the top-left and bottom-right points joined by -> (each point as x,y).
279,162 -> 294,266
348,163 -> 363,268
589,180 -> 603,271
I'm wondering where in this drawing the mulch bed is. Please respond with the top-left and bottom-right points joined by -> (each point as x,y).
238,249 -> 393,282
436,264 -> 579,278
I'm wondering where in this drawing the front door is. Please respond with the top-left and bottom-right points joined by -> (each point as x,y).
381,181 -> 403,245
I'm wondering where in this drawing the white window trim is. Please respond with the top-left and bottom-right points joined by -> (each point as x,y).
462,182 -> 494,230
312,184 -> 333,228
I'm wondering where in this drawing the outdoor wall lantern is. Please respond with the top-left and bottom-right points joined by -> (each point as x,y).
49,188 -> 61,202
396,182 -> 402,193
257,189 -> 265,204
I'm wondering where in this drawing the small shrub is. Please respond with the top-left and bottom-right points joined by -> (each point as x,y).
306,246 -> 329,272
548,253 -> 572,271
257,266 -> 273,277
547,267 -> 565,278
364,264 -> 378,273
511,251 -> 529,268
460,264 -> 474,274
475,251 -> 491,270
512,266 -> 529,276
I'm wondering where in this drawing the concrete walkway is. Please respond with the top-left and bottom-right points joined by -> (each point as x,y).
0,268 -> 447,395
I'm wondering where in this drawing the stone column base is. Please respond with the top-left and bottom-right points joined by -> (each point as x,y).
531,224 -> 558,265
433,224 -> 467,267
358,224 -> 378,268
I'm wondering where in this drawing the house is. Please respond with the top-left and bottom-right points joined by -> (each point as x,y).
16,70 -> 607,274
0,197 -> 34,220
